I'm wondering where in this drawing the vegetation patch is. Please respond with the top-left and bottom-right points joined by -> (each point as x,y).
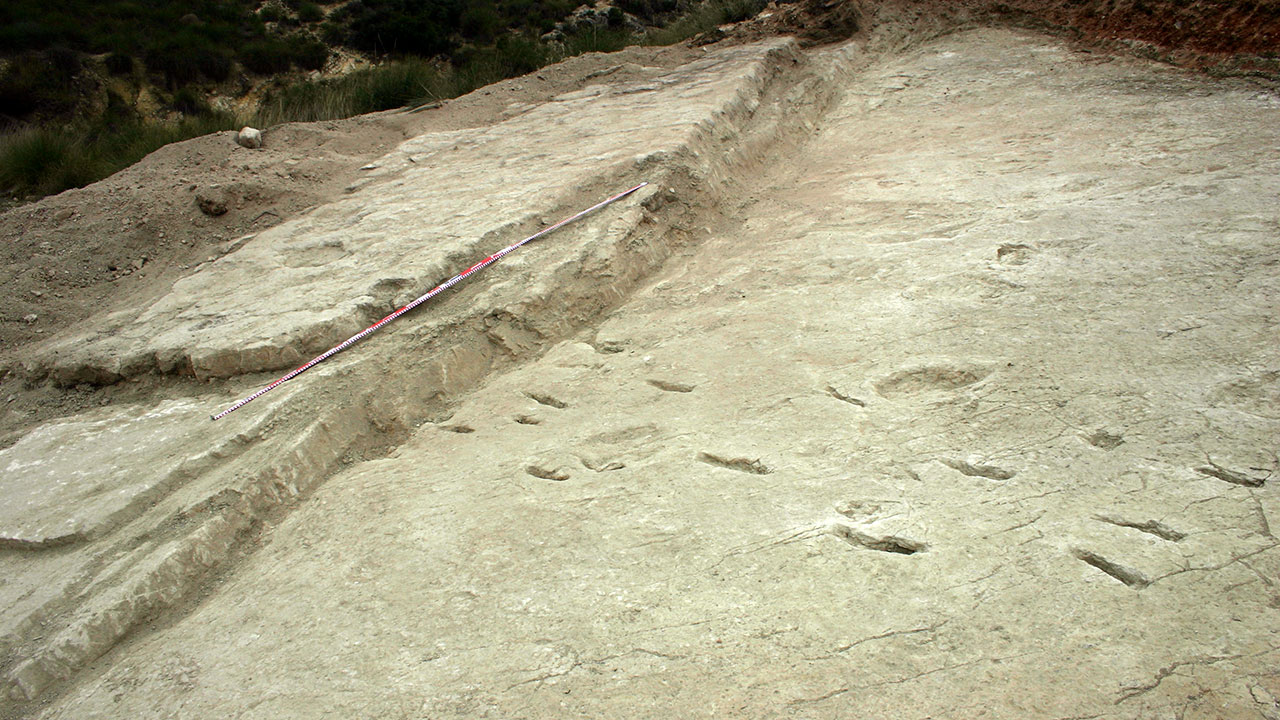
0,0 -> 769,201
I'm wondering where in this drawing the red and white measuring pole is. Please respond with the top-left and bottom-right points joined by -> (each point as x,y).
212,181 -> 649,420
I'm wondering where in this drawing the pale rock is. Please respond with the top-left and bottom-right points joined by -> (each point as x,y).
236,126 -> 263,149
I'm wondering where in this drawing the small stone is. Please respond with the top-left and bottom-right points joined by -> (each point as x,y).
22,314 -> 37,324
196,192 -> 228,217
133,258 -> 145,270
236,127 -> 263,149
31,290 -> 42,297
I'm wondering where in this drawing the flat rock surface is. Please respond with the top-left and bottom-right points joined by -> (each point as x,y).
0,399 -> 214,546
27,27 -> 1279,720
28,41 -> 792,384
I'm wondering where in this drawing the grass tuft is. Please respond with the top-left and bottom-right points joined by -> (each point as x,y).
0,114 -> 237,199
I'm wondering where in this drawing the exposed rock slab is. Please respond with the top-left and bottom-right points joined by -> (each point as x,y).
28,28 -> 1279,720
26,40 -> 797,386
0,399 -> 230,547
0,39 -> 812,705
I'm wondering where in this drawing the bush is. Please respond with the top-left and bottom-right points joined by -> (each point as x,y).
171,87 -> 211,115
0,112 -> 237,199
297,2 -> 324,23
721,0 -> 766,23
144,31 -> 233,87
616,0 -> 679,22
255,59 -> 448,125
0,52 -> 79,119
242,38 -> 294,74
0,127 -> 81,196
0,21 -> 62,52
455,34 -> 548,78
460,5 -> 503,42
104,51 -> 134,75
337,0 -> 461,56
644,0 -> 762,45
562,25 -> 632,55
320,21 -> 346,45
289,35 -> 330,70
259,3 -> 287,23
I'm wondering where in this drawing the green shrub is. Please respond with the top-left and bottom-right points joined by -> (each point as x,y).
320,21 -> 346,45
297,2 -> 324,23
0,52 -> 79,119
562,25 -> 632,55
259,3 -> 286,23
720,0 -> 766,23
171,87 -> 211,115
104,51 -> 134,75
0,112 -> 237,199
454,34 -> 548,80
242,38 -> 294,74
144,31 -> 233,87
644,0 -> 762,46
289,35 -> 330,70
460,5 -> 502,42
337,0 -> 460,56
616,0 -> 679,22
255,59 -> 448,125
0,127 -> 79,196
0,21 -> 62,52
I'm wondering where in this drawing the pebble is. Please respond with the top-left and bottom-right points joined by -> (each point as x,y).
196,192 -> 228,217
22,314 -> 37,324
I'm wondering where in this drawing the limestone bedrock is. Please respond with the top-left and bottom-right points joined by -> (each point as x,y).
8,28 -> 1280,720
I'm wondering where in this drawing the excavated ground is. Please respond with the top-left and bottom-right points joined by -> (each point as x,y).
1,10 -> 1279,720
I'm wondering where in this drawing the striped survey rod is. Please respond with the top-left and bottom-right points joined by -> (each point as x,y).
212,181 -> 649,420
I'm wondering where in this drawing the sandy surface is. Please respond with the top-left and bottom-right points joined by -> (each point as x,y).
1,6 -> 1279,720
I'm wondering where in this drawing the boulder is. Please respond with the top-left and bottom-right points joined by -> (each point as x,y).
236,127 -> 263,149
